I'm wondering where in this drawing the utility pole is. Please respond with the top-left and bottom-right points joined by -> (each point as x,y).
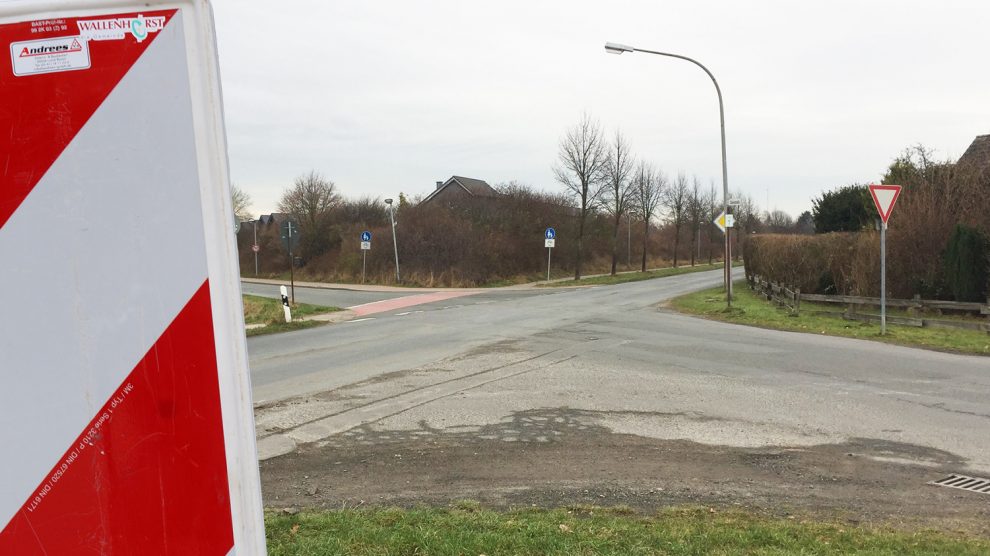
385,198 -> 400,283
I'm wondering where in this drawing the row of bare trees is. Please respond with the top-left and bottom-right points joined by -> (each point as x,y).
231,112 -> 812,284
555,113 -> 763,278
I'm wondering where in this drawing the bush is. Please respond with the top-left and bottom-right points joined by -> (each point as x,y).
743,232 -> 925,297
943,225 -> 989,302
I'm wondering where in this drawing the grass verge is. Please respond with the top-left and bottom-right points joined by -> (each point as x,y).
540,262 -> 738,288
265,506 -> 989,555
670,283 -> 990,355
243,295 -> 341,337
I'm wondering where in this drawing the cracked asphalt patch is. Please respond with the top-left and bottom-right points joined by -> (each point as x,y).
256,320 -> 990,536
261,406 -> 989,535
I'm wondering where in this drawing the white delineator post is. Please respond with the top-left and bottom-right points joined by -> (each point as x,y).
280,285 -> 292,323
868,184 -> 903,336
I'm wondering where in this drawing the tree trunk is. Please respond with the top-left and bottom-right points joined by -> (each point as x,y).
707,225 -> 714,265
575,208 -> 586,280
673,224 -> 681,267
610,213 -> 620,275
641,221 -> 649,272
689,225 -> 696,266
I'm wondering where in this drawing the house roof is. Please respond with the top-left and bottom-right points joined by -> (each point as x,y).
258,213 -> 290,225
957,134 -> 990,173
421,176 -> 499,204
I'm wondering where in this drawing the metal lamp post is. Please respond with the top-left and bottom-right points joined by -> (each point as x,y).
385,198 -> 400,283
605,41 -> 733,306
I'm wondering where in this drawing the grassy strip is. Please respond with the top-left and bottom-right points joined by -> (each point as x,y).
670,283 -> 990,356
243,295 -> 341,337
540,262 -> 736,288
246,320 -> 326,337
265,506 -> 989,555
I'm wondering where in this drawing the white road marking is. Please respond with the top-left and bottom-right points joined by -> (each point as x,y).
348,318 -> 376,323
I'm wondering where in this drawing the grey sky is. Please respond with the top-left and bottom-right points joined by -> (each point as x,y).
212,0 -> 990,219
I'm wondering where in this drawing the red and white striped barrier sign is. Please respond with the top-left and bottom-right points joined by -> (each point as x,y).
0,1 -> 265,553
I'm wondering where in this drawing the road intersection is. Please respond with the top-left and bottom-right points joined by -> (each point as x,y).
247,270 -> 990,527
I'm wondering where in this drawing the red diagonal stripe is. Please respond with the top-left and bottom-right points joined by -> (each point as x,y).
0,281 -> 234,554
0,9 -> 176,230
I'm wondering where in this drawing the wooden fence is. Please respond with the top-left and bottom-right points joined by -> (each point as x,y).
748,275 -> 990,334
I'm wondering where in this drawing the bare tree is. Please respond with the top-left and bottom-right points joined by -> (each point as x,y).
632,161 -> 665,272
554,113 -> 609,280
766,209 -> 795,233
665,172 -> 690,267
278,170 -> 342,260
231,184 -> 253,222
734,193 -> 762,235
733,191 -> 762,261
600,130 -> 635,275
704,181 -> 719,264
687,176 -> 705,266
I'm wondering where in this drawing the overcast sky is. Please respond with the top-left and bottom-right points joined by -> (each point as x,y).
212,0 -> 990,219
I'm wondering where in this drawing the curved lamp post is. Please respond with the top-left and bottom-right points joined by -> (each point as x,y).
605,41 -> 733,306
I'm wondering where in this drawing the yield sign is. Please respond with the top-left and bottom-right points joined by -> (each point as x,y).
868,184 -> 902,224
713,210 -> 734,233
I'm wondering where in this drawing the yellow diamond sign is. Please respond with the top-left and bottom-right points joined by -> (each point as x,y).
713,210 -> 734,233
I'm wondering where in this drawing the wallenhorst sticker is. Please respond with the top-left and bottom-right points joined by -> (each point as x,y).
76,14 -> 166,42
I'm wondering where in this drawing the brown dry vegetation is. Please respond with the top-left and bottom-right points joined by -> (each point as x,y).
745,145 -> 990,299
238,184 -> 728,287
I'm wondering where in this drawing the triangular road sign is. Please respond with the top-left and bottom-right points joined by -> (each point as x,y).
868,184 -> 902,224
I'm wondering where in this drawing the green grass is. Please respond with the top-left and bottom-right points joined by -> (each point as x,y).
265,506 -> 989,555
671,283 -> 990,356
243,295 -> 341,337
540,262 -> 738,288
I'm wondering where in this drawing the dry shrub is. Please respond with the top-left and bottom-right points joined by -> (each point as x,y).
747,234 -> 848,294
746,230 -> 959,298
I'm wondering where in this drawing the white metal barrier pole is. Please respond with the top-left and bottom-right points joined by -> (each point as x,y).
280,285 -> 292,323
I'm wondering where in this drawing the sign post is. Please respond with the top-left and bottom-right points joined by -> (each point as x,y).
280,220 -> 298,304
360,230 -> 372,283
713,210 -> 735,305
868,184 -> 902,335
544,227 -> 556,282
0,2 -> 265,552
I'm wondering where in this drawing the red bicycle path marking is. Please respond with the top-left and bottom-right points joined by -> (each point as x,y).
349,291 -> 481,317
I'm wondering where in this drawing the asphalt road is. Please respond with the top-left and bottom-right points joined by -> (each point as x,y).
249,268 -> 990,479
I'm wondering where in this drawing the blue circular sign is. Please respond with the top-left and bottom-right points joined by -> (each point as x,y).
545,227 -> 556,240
361,231 -> 372,242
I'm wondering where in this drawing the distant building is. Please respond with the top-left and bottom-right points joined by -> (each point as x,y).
421,176 -> 499,205
956,134 -> 990,179
257,213 -> 289,226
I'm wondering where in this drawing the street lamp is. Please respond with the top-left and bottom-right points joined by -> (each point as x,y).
384,198 -> 400,283
605,41 -> 733,306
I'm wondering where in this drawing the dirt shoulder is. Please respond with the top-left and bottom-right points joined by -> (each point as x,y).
260,407 -> 990,537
